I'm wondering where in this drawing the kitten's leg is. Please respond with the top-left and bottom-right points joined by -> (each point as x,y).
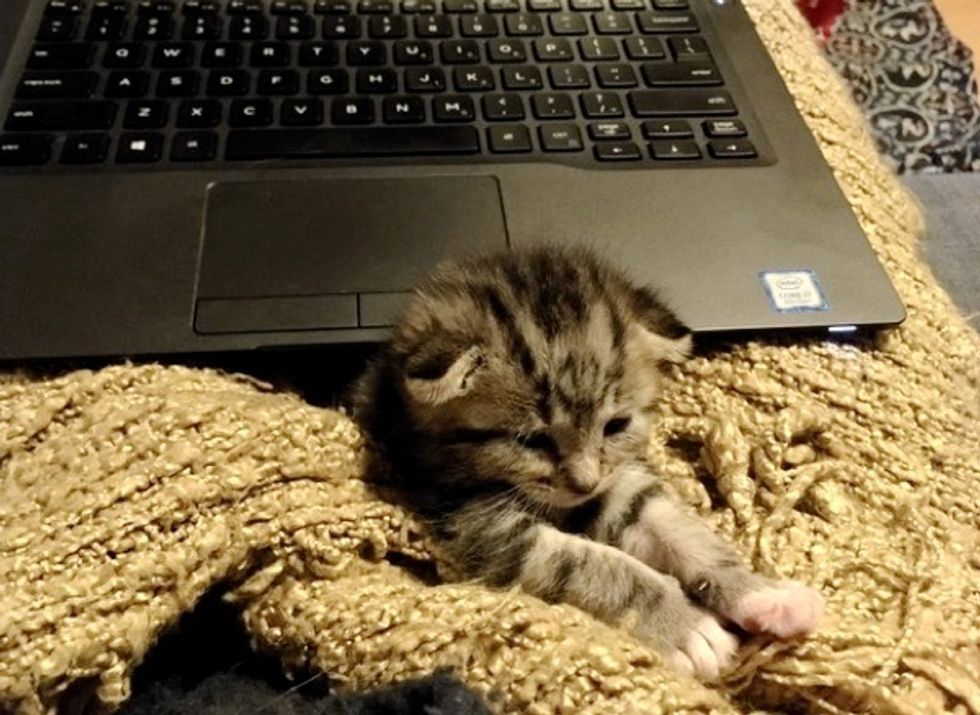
442,505 -> 738,680
589,466 -> 824,638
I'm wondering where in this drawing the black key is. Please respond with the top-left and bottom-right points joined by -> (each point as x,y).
17,71 -> 97,99
442,40 -> 481,64
251,42 -> 291,66
383,95 -> 426,123
594,140 -> 639,160
538,122 -> 582,151
60,132 -> 110,163
27,43 -> 94,69
642,59 -> 720,86
208,69 -> 251,94
486,0 -> 520,10
708,138 -> 756,158
669,35 -> 709,61
703,119 -> 746,138
654,0 -> 688,7
454,66 -> 495,91
178,98 -> 222,126
624,36 -> 665,59
531,92 -> 574,119
282,98 -> 325,125
315,0 -> 352,12
323,16 -> 364,39
358,0 -> 394,12
460,15 -> 499,37
45,1 -> 85,14
611,0 -> 644,10
229,15 -> 269,39
394,40 -> 433,64
487,124 -> 530,152
415,15 -> 452,38
331,96 -> 374,124
137,0 -> 177,11
433,94 -> 476,122
488,38 -> 526,62
134,15 -> 175,40
309,68 -> 349,93
549,64 -> 590,88
593,12 -> 630,34
570,0 -> 602,9
629,89 -> 735,117
86,15 -> 127,41
580,91 -> 624,117
37,17 -> 79,41
533,38 -> 573,61
105,70 -> 150,97
405,67 -> 445,91
347,41 -> 386,65
528,0 -> 561,9
230,98 -> 274,126
502,65 -> 542,89
649,138 -> 700,159
400,0 -> 437,12
277,15 -> 316,39
124,99 -> 168,128
641,118 -> 692,138
0,134 -> 53,166
596,63 -> 636,87
588,120 -> 630,139
443,0 -> 478,11
481,92 -> 523,120
258,69 -> 300,94
580,36 -> 619,61
226,126 -> 480,159
272,0 -> 312,12
157,69 -> 201,96
6,101 -> 116,130
356,68 -> 397,93
183,14 -> 223,40
117,132 -> 164,162
170,132 -> 218,161
637,11 -> 697,34
202,42 -> 242,67
229,0 -> 265,12
505,13 -> 543,35
182,0 -> 221,13
153,43 -> 195,68
91,0 -> 129,14
548,13 -> 587,35
368,15 -> 408,37
300,41 -> 339,65
103,43 -> 146,68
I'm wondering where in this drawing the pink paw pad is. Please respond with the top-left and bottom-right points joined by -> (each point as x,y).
731,581 -> 825,639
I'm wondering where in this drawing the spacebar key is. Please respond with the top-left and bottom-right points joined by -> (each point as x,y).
226,127 -> 480,160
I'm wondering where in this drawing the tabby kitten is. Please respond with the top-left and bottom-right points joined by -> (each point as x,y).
350,247 -> 823,680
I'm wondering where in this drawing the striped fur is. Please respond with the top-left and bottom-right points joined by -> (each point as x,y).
349,247 -> 818,679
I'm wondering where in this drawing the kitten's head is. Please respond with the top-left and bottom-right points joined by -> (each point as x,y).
390,247 -> 690,509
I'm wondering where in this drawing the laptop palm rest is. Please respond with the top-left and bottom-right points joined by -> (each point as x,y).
195,175 -> 507,334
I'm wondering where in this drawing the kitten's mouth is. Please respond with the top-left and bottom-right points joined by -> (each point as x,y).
525,479 -> 598,509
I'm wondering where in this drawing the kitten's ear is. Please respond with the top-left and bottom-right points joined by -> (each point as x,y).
633,325 -> 692,365
402,339 -> 486,405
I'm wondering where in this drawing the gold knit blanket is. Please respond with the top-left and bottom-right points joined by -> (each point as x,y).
2,2 -> 979,713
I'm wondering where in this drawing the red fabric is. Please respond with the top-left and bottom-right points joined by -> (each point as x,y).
797,0 -> 846,39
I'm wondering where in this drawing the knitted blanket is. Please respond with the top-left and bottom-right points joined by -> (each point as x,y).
2,2 -> 979,713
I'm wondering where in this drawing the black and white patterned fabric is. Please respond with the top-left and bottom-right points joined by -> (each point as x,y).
823,0 -> 980,173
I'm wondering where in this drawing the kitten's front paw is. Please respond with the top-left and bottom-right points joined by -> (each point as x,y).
665,613 -> 739,682
730,580 -> 824,638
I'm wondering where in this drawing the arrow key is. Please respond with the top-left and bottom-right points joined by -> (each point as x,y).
171,131 -> 218,161
708,138 -> 756,159
282,98 -> 325,125
594,140 -> 640,161
649,138 -> 700,160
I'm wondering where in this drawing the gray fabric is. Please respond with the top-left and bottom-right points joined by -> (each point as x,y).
902,174 -> 980,330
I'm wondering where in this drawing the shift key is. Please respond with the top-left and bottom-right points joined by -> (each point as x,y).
629,89 -> 736,117
5,101 -> 118,131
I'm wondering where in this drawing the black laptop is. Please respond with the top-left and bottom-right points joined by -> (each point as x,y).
0,0 -> 903,360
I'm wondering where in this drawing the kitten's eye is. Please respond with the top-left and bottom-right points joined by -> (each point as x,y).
522,432 -> 557,453
603,417 -> 631,437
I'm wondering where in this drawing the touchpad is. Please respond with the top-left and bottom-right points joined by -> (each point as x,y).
195,176 -> 507,334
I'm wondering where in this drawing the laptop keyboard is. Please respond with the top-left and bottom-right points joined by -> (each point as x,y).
0,0 -> 763,168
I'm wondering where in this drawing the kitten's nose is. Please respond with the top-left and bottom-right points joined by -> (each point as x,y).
565,455 -> 601,496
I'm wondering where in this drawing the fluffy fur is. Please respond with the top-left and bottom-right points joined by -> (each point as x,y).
350,247 -> 823,680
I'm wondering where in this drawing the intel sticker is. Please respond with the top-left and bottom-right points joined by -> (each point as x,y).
760,270 -> 828,313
